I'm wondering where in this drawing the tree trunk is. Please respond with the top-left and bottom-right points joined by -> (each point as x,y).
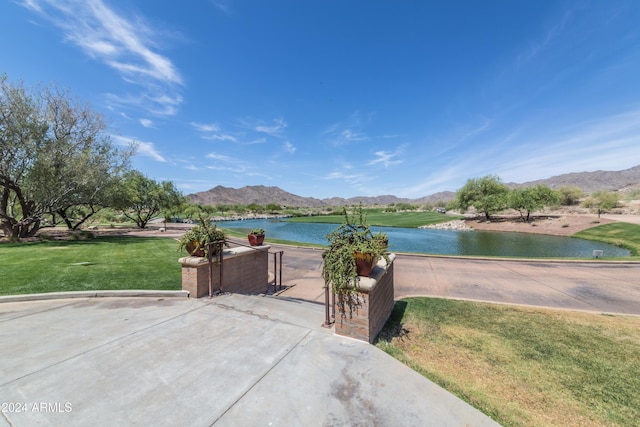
1,220 -> 41,239
19,220 -> 41,238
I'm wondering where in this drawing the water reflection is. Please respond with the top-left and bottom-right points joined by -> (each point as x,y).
219,218 -> 629,258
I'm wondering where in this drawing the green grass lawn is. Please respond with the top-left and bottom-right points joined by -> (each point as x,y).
573,222 -> 640,256
377,298 -> 640,427
0,237 -> 181,295
287,209 -> 460,228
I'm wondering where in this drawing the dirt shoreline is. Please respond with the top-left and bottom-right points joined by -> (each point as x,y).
464,212 -> 640,236
463,214 -> 612,236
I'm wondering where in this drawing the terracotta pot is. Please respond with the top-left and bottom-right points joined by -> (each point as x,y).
185,240 -> 205,257
354,251 -> 377,277
248,233 -> 265,246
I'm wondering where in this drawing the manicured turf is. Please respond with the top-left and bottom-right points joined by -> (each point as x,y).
377,298 -> 640,427
573,222 -> 640,256
286,209 -> 460,228
0,237 -> 181,295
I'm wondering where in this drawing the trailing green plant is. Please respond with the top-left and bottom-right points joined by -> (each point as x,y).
178,215 -> 228,257
322,204 -> 390,319
249,228 -> 265,235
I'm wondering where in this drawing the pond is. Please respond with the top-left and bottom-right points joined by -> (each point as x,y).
218,218 -> 629,258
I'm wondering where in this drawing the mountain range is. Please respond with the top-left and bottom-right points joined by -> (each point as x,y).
188,165 -> 640,207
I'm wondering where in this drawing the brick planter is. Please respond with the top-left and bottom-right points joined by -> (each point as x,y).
334,254 -> 395,343
179,245 -> 270,298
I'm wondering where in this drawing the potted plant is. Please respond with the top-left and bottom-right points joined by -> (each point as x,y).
322,204 -> 390,319
247,228 -> 266,246
178,216 -> 228,257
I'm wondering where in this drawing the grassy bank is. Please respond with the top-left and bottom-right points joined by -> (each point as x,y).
0,237 -> 181,295
573,222 -> 640,256
286,209 -> 460,228
377,298 -> 640,426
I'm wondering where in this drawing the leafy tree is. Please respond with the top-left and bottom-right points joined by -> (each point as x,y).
508,185 -> 559,222
395,203 -> 418,211
113,171 -> 184,228
582,191 -> 619,218
50,147 -> 132,230
455,175 -> 509,220
265,203 -> 281,213
232,204 -> 247,215
216,204 -> 231,215
557,186 -> 584,206
0,76 -> 131,239
246,203 -> 264,213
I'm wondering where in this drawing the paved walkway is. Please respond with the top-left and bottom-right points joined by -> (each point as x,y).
270,243 -> 640,316
0,294 -> 498,426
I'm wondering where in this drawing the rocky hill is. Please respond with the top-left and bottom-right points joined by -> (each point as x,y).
187,165 -> 640,207
515,165 -> 640,193
188,185 -> 326,207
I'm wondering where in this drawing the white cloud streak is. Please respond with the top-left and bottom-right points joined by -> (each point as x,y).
111,134 -> 166,162
139,118 -> 154,128
255,118 -> 287,136
283,141 -> 296,154
367,148 -> 404,168
21,0 -> 183,115
206,152 -> 250,172
191,122 -> 239,143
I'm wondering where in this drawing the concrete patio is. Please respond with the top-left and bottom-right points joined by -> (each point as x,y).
0,293 -> 499,426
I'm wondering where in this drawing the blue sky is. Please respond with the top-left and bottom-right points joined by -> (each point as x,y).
2,1 -> 640,199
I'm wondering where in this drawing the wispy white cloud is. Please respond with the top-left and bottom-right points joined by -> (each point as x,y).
283,141 -> 296,154
210,0 -> 233,14
139,118 -> 154,128
202,134 -> 239,142
255,118 -> 287,137
206,151 -> 250,172
191,122 -> 220,133
105,92 -> 183,116
324,127 -> 369,146
323,111 -> 372,146
172,178 -> 215,192
192,122 -> 239,143
367,146 -> 405,168
321,168 -> 374,195
145,93 -> 183,116
21,0 -> 183,115
111,134 -> 166,162
134,141 -> 167,162
323,171 -> 371,185
236,117 -> 288,138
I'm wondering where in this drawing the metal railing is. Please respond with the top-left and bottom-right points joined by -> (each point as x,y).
207,238 -> 284,295
324,285 -> 335,327
205,240 -> 226,297
271,249 -> 284,292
